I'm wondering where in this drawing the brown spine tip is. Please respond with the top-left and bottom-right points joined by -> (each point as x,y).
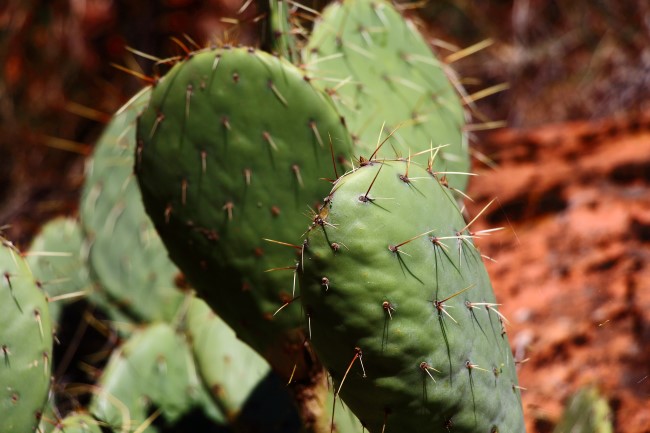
262,131 -> 278,151
383,301 -> 395,319
223,201 -> 235,220
164,203 -> 173,223
291,164 -> 304,187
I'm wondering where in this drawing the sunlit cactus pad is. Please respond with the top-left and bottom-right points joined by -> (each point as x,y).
305,0 -> 470,192
299,161 -> 524,432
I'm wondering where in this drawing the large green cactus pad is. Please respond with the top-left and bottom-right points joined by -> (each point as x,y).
136,46 -> 353,377
299,161 -> 524,432
1,237 -> 53,433
304,0 -> 470,191
81,88 -> 185,324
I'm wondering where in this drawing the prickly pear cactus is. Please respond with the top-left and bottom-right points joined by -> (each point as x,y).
304,0 -> 470,192
553,387 -> 613,433
266,0 -> 299,61
26,217 -> 92,324
180,299 -> 366,432
91,322 -> 226,433
185,298 -> 270,419
298,161 -> 524,432
0,237 -> 53,433
81,88 -> 185,324
135,46 -> 353,377
52,413 -> 103,433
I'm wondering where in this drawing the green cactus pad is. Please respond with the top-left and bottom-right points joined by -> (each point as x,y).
26,217 -> 93,324
80,88 -> 185,324
553,387 -> 613,433
52,413 -> 103,433
185,299 -> 367,433
299,161 -> 524,432
0,237 -> 53,433
267,0 -> 299,61
304,0 -> 470,192
185,298 -> 275,418
136,46 -> 353,377
91,322 -> 226,433
26,217 -> 133,328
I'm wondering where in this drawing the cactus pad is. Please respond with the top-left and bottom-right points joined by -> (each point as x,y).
1,237 -> 53,433
135,46 -> 353,376
52,413 -> 103,433
299,161 -> 524,432
91,322 -> 226,432
81,88 -> 185,323
26,217 -> 93,324
304,0 -> 470,191
185,298 -> 269,419
553,387 -> 613,433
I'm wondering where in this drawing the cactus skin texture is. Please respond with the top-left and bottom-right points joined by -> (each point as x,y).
304,0 -> 470,192
26,217 -> 93,324
1,237 -> 53,433
81,88 -> 185,324
185,297 -> 302,433
90,322 -> 227,433
26,217 -> 136,328
553,387 -> 613,433
135,46 -> 353,378
299,161 -> 525,432
266,0 -> 299,61
52,413 -> 103,433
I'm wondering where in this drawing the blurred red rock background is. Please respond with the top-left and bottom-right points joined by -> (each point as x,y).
1,1 -> 649,431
